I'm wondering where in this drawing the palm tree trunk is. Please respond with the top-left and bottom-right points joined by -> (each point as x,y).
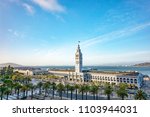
86,92 -> 87,100
75,89 -> 78,100
1,92 -> 3,100
61,91 -> 62,100
107,95 -> 110,100
17,89 -> 20,99
6,93 -> 9,100
82,91 -> 84,100
122,96 -> 124,100
93,94 -> 95,100
26,90 -> 28,97
96,93 -> 98,100
67,88 -> 68,98
52,89 -> 55,99
39,87 -> 41,95
23,90 -> 25,98
45,89 -> 47,97
31,89 -> 33,99
71,90 -> 73,100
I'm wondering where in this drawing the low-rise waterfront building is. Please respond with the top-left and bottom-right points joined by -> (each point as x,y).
14,68 -> 48,76
14,69 -> 33,76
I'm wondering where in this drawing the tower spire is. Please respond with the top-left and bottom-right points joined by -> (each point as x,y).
75,41 -> 82,73
78,41 -> 80,44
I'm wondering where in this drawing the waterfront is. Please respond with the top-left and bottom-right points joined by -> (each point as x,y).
1,65 -> 149,100
41,66 -> 150,76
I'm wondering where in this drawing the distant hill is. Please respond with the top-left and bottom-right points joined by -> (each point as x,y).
0,63 -> 23,68
134,62 -> 150,67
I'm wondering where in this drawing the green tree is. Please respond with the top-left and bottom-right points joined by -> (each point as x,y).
104,83 -> 113,100
69,85 -> 75,100
116,83 -> 128,100
43,82 -> 51,97
65,84 -> 70,98
37,82 -> 43,95
84,85 -> 90,100
135,90 -> 147,100
14,83 -> 22,99
3,79 -> 13,93
28,83 -> 35,99
25,84 -> 31,98
90,85 -> 99,100
79,85 -> 85,100
74,84 -> 79,100
4,87 -> 11,100
52,82 -> 56,99
6,65 -> 14,76
21,84 -> 28,99
57,83 -> 65,100
0,84 -> 6,100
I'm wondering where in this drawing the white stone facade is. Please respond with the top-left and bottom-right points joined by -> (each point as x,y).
83,72 -> 143,88
75,44 -> 82,73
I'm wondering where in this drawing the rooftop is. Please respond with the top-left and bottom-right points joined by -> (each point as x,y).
49,69 -> 75,72
89,70 -> 140,76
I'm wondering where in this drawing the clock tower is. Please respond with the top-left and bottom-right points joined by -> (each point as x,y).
75,42 -> 82,73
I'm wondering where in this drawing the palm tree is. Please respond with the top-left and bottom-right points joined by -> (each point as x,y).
65,84 -> 70,98
57,83 -> 65,99
26,76 -> 31,84
74,84 -> 79,100
37,82 -> 43,95
69,85 -> 75,100
79,85 -> 85,100
52,82 -> 56,99
43,82 -> 51,97
0,84 -> 6,100
14,83 -> 22,99
28,83 -> 35,99
116,83 -> 128,100
21,84 -> 28,99
6,65 -> 14,76
84,85 -> 90,100
104,83 -> 113,100
5,87 -> 11,100
135,89 -> 147,100
25,84 -> 31,98
90,85 -> 99,100
3,79 -> 13,94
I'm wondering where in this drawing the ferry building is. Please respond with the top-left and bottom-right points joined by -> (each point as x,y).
49,43 -> 143,88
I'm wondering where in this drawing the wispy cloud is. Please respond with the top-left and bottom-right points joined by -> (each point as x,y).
32,0 -> 65,13
8,29 -> 25,39
22,3 -> 35,15
81,22 -> 150,47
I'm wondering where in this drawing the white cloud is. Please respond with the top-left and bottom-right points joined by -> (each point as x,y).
22,3 -> 35,14
32,0 -> 65,13
81,22 -> 150,48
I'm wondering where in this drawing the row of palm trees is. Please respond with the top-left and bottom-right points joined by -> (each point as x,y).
0,73 -> 148,100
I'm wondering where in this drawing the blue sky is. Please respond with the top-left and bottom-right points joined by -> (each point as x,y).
0,0 -> 150,66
